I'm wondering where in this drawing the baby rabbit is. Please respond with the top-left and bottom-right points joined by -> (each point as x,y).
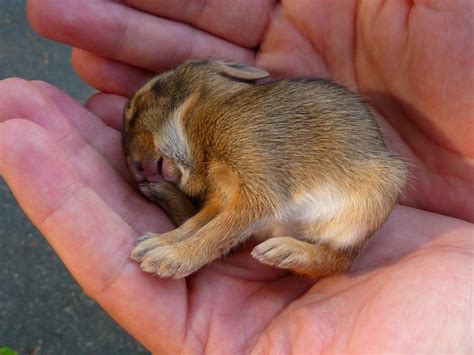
122,59 -> 407,279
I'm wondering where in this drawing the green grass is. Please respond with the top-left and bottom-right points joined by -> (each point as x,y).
0,347 -> 18,355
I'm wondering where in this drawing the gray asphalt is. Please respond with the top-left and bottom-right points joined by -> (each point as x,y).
0,1 -> 148,353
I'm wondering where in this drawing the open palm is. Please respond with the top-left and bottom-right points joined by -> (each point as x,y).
0,0 -> 471,352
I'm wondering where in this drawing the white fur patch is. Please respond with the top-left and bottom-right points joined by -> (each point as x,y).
154,99 -> 193,187
276,186 -> 347,222
254,185 -> 369,248
318,220 -> 368,249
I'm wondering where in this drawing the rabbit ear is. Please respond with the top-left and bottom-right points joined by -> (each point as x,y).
213,60 -> 269,80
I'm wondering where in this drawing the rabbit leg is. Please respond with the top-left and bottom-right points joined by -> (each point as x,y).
131,206 -> 256,278
251,236 -> 361,278
139,181 -> 198,226
131,201 -> 219,261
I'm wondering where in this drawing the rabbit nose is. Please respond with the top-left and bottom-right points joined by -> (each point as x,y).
132,159 -> 161,180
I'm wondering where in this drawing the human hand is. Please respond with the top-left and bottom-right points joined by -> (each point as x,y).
0,0 -> 470,352
27,0 -> 474,222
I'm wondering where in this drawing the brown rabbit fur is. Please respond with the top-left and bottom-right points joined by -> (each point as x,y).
122,59 -> 407,279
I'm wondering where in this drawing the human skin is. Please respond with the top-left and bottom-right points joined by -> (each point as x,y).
0,0 -> 472,353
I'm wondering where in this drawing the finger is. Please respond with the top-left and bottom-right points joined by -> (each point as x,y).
27,0 -> 255,72
85,92 -> 128,131
255,6 -> 332,79
34,83 -> 130,174
352,205 -> 468,272
122,0 -> 275,47
0,118 -> 134,289
0,119 -> 187,351
0,78 -> 174,234
72,48 -> 153,96
27,79 -> 128,179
